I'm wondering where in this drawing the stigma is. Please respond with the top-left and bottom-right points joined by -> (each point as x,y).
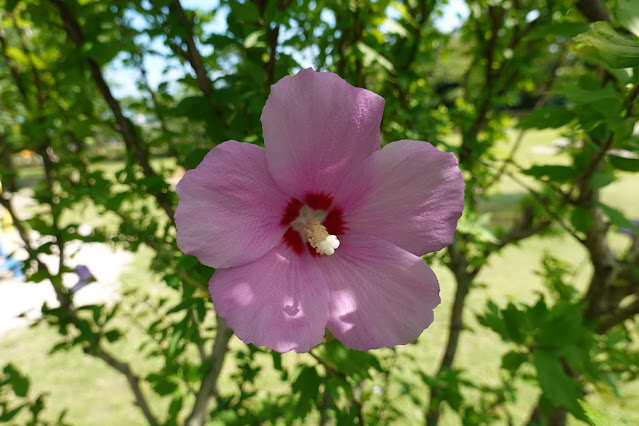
303,218 -> 340,255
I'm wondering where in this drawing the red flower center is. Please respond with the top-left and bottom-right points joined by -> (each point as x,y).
281,192 -> 347,255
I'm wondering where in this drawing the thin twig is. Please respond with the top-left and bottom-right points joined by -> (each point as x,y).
184,316 -> 233,426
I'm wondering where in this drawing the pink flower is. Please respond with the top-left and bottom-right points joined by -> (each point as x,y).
175,69 -> 464,353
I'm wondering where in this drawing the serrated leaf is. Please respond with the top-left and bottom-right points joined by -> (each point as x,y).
579,400 -> 625,426
292,366 -> 320,417
574,22 -> 639,69
502,304 -> 525,344
533,351 -> 583,416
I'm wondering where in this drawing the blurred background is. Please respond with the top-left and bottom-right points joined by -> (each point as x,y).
1,0 -> 639,425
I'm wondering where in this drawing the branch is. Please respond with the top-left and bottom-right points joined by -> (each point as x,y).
492,216 -> 552,251
426,238 -> 477,426
92,348 -> 159,425
265,25 -> 279,85
479,43 -> 568,195
48,0 -> 176,226
482,159 -> 584,244
166,0 -> 213,97
0,133 -> 17,193
7,13 -> 67,287
309,350 -> 365,425
580,82 -> 639,317
184,316 -> 233,426
0,195 -> 49,274
0,160 -> 160,426
596,298 -> 639,333
309,351 -> 344,378
390,0 -> 433,108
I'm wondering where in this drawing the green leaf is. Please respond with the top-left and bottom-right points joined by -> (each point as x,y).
183,148 -> 211,170
382,19 -> 410,38
5,0 -> 20,11
571,206 -> 592,233
175,96 -> 214,120
614,0 -> 639,38
574,22 -> 639,69
596,202 -> 637,229
579,400 -> 625,426
83,41 -> 122,65
168,396 -> 183,422
104,329 -> 122,343
231,2 -> 260,22
244,30 -> 266,48
561,83 -> 621,105
528,22 -> 592,39
517,107 -> 574,129
167,326 -> 184,360
3,364 -> 30,398
0,404 -> 26,422
357,42 -> 395,72
502,304 -> 525,344
271,352 -> 283,371
533,351 -> 583,416
292,366 -> 320,417
608,154 -> 639,171
501,351 -> 528,373
589,171 -> 614,189
147,374 -> 179,396
522,165 -> 579,181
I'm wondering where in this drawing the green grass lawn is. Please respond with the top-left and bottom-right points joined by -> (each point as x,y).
2,129 -> 639,425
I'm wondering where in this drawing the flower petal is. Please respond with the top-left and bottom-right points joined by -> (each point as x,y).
334,140 -> 464,256
210,245 -> 329,353
261,68 -> 385,199
175,141 -> 289,269
319,234 -> 441,351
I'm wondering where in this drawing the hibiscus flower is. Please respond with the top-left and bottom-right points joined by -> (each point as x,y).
175,68 -> 464,353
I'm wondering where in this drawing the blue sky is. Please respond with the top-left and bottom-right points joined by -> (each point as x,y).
104,0 -> 470,98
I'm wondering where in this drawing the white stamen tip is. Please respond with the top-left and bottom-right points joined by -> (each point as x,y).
317,235 -> 340,255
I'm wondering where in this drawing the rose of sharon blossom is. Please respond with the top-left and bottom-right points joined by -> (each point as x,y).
175,68 -> 465,353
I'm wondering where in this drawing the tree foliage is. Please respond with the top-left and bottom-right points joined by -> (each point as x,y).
1,0 -> 639,425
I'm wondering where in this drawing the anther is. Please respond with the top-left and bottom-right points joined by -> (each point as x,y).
303,218 -> 340,255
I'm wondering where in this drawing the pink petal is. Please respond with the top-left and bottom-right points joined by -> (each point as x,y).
319,234 -> 441,351
261,68 -> 385,199
175,141 -> 289,269
210,245 -> 329,353
334,140 -> 464,256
